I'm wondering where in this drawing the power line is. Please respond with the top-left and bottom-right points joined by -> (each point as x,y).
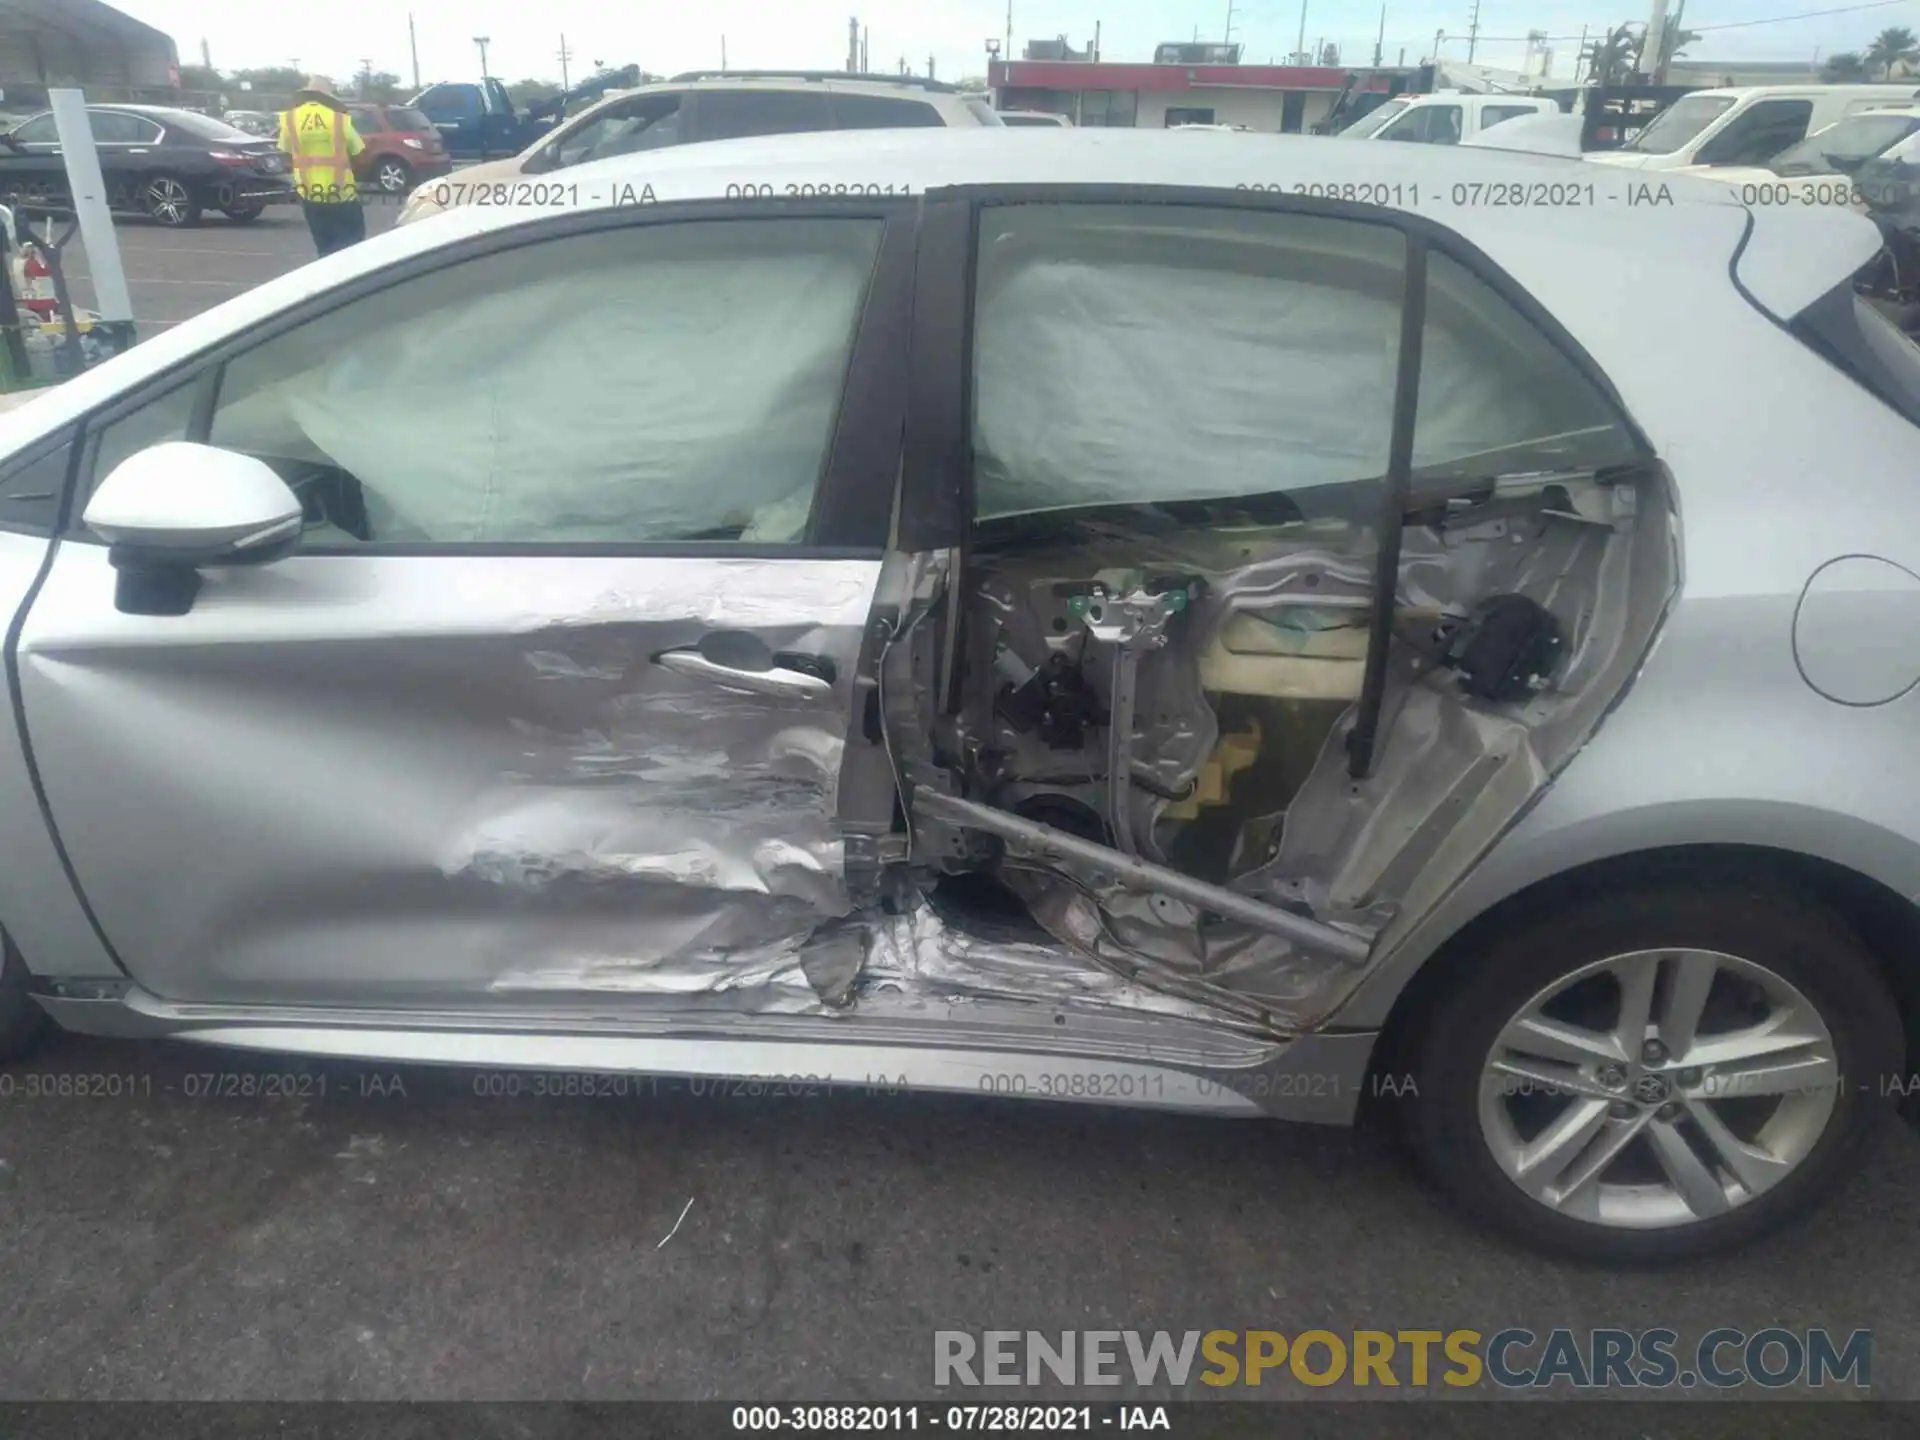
1695,0 -> 1913,31
1444,0 -> 1914,44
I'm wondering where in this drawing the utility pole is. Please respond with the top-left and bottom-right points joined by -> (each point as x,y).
1296,0 -> 1309,62
1466,0 -> 1481,62
199,38 -> 211,70
358,58 -> 372,97
861,27 -> 869,70
473,36 -> 491,81
1225,0 -> 1237,46
558,34 -> 572,91
1093,21 -> 1101,60
1652,0 -> 1686,83
408,14 -> 420,90
1575,25 -> 1588,83
1643,0 -> 1672,82
1006,0 -> 1013,62
848,17 -> 860,72
721,36 -> 728,72
1373,5 -> 1385,66
1432,29 -> 1443,62
928,55 -> 936,78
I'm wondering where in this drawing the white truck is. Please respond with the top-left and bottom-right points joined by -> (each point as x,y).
1336,91 -> 1559,145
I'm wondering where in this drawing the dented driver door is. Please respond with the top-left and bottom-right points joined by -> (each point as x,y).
13,203 -> 917,1007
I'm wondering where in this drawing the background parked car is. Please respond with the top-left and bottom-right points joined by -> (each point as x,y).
408,65 -> 642,162
1673,104 -> 1920,202
998,110 -> 1072,127
346,103 -> 452,195
221,110 -> 278,139
0,104 -> 292,226
1588,84 -> 1920,173
399,72 -> 1001,223
1344,92 -> 1559,145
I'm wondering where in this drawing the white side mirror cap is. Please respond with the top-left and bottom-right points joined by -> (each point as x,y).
84,441 -> 303,562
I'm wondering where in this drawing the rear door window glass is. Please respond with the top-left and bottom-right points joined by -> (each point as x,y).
694,90 -> 835,141
551,94 -> 683,167
970,204 -> 1406,522
1413,252 -> 1642,483
831,94 -> 945,129
1694,99 -> 1814,166
1481,105 -> 1536,129
968,203 -> 1641,527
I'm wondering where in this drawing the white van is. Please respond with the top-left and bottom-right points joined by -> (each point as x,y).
1340,91 -> 1559,145
1586,84 -> 1920,172
1668,104 -> 1920,206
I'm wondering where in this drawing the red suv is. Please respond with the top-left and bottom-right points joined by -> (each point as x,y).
345,104 -> 451,196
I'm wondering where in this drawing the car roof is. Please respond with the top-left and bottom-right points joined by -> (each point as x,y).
85,104 -> 200,116
1674,84 -> 1920,100
1403,93 -> 1551,104
551,74 -> 973,130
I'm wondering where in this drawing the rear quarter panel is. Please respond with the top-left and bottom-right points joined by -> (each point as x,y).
1337,201 -> 1920,1027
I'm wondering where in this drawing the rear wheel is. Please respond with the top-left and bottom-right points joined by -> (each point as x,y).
0,933 -> 49,1063
373,156 -> 413,194
141,175 -> 201,227
1402,882 -> 1902,1262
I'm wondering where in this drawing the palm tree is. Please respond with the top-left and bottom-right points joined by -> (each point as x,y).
1867,27 -> 1918,79
1661,27 -> 1701,67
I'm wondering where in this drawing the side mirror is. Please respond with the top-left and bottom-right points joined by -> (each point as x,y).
0,132 -> 23,152
83,442 -> 304,616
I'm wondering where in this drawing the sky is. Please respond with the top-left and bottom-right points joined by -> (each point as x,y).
112,0 -> 1920,93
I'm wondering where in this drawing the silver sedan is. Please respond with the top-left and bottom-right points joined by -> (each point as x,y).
0,129 -> 1914,1262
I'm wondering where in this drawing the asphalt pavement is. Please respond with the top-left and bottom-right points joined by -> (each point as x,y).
47,196 -> 404,333
6,205 -> 1920,1418
3,1032 -> 1919,1410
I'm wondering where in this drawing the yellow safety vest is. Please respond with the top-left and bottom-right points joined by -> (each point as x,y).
279,102 -> 362,204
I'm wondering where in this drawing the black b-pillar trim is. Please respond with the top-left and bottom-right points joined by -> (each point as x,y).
1347,232 -> 1427,780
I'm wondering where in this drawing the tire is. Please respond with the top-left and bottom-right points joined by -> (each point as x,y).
0,932 -> 49,1063
1401,881 -> 1903,1263
221,202 -> 265,223
373,156 -> 413,195
141,174 -> 202,227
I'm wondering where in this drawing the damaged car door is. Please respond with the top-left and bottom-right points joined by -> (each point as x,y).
897,195 -> 1675,1032
13,204 -> 916,1006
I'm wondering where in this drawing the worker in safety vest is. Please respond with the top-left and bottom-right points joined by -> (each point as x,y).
278,76 -> 367,257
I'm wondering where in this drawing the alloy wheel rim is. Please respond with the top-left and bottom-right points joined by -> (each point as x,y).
378,160 -> 407,192
1477,948 -> 1840,1230
147,178 -> 188,223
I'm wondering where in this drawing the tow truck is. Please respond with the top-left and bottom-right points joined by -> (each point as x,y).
408,65 -> 642,162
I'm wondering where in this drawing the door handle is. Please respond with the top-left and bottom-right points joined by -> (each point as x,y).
654,649 -> 833,701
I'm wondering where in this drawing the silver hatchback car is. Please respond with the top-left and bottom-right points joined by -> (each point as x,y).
1,130 -> 1916,1263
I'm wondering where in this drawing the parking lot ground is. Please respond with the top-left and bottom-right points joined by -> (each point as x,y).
47,199 -> 406,333
2,1031 -> 1919,1405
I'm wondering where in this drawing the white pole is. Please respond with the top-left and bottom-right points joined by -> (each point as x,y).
47,89 -> 132,325
1643,0 -> 1672,83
